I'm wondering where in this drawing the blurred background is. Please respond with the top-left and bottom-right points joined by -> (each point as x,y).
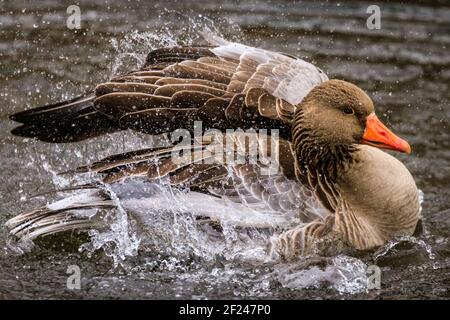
0,0 -> 449,299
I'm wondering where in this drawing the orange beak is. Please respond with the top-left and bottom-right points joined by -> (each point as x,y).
362,113 -> 411,154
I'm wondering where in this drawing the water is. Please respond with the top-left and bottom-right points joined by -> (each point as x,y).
0,0 -> 449,299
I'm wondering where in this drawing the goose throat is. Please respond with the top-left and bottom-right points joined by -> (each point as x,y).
291,106 -> 356,182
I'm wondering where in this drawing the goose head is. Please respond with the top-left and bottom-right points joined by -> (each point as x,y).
293,79 -> 411,170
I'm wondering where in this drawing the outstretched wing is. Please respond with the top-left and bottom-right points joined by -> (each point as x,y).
6,132 -> 330,241
11,43 -> 328,142
76,131 -> 329,223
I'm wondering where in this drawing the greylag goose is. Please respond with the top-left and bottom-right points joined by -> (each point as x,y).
6,41 -> 420,259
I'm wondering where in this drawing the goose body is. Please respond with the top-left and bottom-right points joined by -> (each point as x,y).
6,39 -> 420,259
333,145 -> 419,250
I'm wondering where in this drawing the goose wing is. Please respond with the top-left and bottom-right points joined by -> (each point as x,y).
11,43 -> 328,142
78,131 -> 328,223
6,131 -> 330,240
7,42 -> 330,241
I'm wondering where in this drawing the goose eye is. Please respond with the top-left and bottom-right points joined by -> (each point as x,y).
343,107 -> 354,115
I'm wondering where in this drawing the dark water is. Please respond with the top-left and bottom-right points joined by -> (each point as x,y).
0,0 -> 449,299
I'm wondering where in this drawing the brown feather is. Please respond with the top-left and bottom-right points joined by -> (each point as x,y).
94,93 -> 171,118
170,90 -> 217,108
154,84 -> 226,98
95,82 -> 158,96
155,77 -> 228,90
164,64 -> 231,84
111,76 -> 162,84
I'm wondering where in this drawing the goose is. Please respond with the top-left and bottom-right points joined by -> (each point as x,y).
5,39 -> 420,260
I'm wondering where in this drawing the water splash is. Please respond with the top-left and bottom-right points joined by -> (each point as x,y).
67,19 -> 248,268
80,183 -> 141,268
373,235 -> 436,261
418,189 -> 424,218
276,255 -> 369,294
14,16 -> 234,266
107,11 -> 239,77
109,30 -> 178,76
92,179 -> 276,268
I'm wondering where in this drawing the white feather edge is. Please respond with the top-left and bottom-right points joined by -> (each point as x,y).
205,35 -> 328,105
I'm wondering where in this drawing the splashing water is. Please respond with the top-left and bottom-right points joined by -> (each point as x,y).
80,183 -> 141,268
88,178 -> 276,269
108,10 -> 237,77
64,17 -> 259,269
109,30 -> 177,76
374,235 -> 436,261
276,255 -> 370,294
